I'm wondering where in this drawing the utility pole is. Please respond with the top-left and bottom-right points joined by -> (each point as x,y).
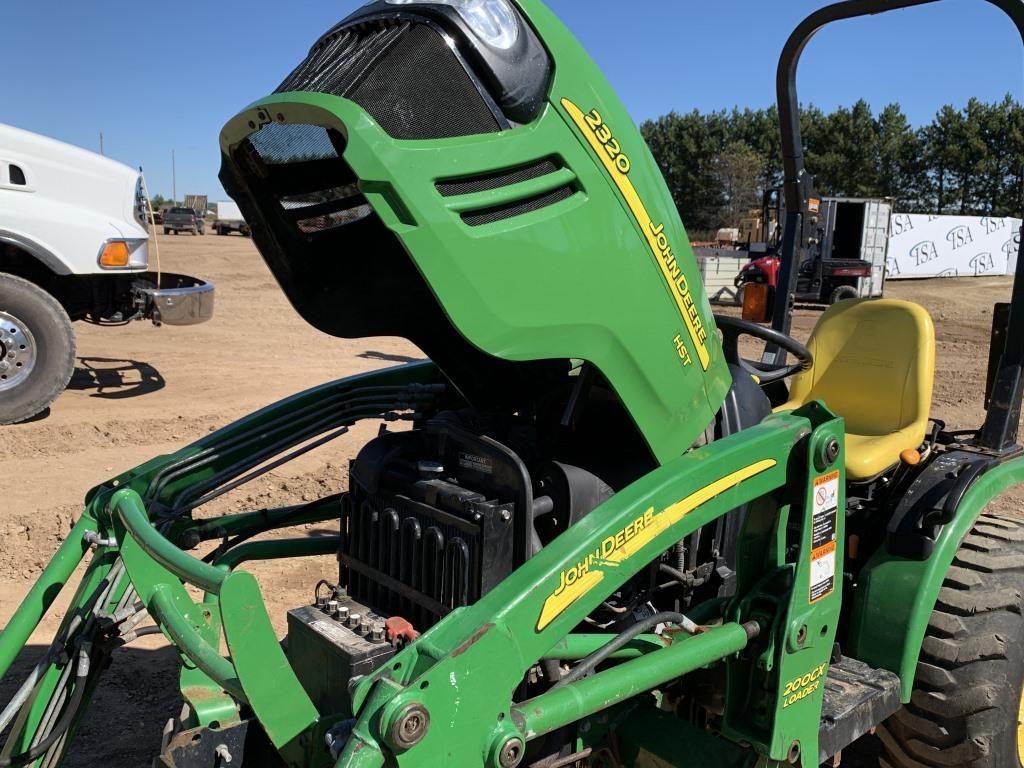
172,149 -> 177,206
99,132 -> 104,156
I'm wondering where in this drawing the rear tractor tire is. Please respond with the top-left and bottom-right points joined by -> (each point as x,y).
879,511 -> 1024,768
0,273 -> 76,424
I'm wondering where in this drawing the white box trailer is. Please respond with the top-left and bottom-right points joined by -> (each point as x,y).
818,197 -> 893,298
214,200 -> 250,236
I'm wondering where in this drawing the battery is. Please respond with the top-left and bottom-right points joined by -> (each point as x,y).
286,598 -> 394,718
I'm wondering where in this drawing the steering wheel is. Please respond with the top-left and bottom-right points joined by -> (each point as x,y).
714,315 -> 814,385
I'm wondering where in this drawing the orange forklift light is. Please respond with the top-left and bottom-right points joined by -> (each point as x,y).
741,283 -> 772,323
99,241 -> 130,268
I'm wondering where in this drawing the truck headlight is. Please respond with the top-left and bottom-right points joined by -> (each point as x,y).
385,0 -> 520,50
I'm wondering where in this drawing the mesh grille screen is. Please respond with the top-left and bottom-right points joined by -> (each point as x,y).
280,184 -> 361,210
436,158 -> 561,197
462,185 -> 576,227
248,123 -> 339,164
276,21 -> 500,140
296,205 -> 373,233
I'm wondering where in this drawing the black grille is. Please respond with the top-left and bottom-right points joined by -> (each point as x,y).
276,21 -> 501,140
462,185 -> 576,227
436,158 -> 561,197
238,124 -> 370,234
340,493 -> 495,628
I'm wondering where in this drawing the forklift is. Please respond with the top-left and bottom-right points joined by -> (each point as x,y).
734,189 -> 889,307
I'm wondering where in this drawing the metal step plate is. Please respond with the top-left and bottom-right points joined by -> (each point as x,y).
819,655 -> 902,762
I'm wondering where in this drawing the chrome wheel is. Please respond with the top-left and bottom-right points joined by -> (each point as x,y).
0,310 -> 37,391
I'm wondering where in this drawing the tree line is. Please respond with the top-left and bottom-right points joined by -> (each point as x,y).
640,96 -> 1024,235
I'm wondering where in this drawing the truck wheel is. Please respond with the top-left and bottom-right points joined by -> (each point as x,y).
0,274 -> 76,424
879,512 -> 1024,768
163,228 -> 170,236
829,285 -> 859,304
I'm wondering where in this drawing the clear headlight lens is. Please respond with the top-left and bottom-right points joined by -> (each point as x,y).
384,0 -> 520,50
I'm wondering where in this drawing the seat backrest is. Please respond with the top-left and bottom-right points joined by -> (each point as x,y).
786,299 -> 935,436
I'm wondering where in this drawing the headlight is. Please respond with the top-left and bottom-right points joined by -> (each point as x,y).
385,0 -> 520,50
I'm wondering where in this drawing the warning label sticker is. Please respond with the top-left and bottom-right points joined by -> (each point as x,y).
809,470 -> 840,604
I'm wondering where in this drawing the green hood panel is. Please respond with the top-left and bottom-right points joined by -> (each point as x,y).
219,0 -> 729,464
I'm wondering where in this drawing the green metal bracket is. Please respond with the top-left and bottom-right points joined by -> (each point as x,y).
722,407 -> 845,766
221,571 -> 319,766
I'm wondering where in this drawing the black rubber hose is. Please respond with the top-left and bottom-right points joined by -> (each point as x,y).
0,648 -> 92,767
553,612 -> 696,689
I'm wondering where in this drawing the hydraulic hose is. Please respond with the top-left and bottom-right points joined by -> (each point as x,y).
0,647 -> 91,767
554,611 -> 698,688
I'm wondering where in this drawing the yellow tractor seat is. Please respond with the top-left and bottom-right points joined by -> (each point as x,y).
777,299 -> 935,481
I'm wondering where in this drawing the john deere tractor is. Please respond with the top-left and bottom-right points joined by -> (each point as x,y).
4,1 -> 1024,766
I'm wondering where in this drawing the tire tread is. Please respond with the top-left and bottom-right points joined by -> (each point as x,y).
881,512 -> 1024,767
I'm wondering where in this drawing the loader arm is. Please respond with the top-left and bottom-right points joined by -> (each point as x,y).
0,364 -> 847,768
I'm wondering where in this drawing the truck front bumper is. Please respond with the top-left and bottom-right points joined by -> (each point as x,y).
131,272 -> 215,326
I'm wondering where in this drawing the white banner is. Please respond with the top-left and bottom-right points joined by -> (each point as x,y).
886,213 -> 1022,279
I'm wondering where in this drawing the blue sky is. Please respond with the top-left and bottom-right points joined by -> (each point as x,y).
2,1 -> 1021,201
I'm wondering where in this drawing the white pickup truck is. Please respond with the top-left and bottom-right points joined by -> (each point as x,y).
0,123 -> 214,424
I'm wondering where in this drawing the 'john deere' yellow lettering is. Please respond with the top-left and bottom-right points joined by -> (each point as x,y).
536,459 -> 777,631
561,98 -> 710,370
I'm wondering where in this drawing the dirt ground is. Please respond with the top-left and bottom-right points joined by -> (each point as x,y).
1,233 -> 1019,765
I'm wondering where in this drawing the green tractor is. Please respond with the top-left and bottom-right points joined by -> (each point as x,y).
3,0 -> 1024,766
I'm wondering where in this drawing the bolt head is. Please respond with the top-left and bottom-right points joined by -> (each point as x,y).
388,703 -> 430,750
498,736 -> 524,768
825,438 -> 841,464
